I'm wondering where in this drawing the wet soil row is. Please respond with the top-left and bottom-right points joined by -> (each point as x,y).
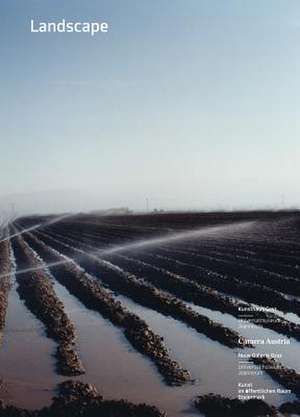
32,230 -> 250,349
145,246 -> 300,305
0,380 -> 166,417
130,249 -> 300,316
156,246 -> 300,297
22,232 -> 190,386
250,357 -> 300,397
44,228 -> 300,341
194,394 -> 278,417
10,235 -> 84,376
183,237 -> 300,272
0,241 -> 11,331
173,241 -> 300,282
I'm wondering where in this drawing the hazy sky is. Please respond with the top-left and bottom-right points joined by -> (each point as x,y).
1,1 -> 300,214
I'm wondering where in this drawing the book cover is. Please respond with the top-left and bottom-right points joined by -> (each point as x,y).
0,2 -> 299,416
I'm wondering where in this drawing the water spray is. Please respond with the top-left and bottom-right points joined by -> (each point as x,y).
0,220 -> 254,281
0,213 -> 77,244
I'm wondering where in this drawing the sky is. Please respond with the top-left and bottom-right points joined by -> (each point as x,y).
1,0 -> 300,214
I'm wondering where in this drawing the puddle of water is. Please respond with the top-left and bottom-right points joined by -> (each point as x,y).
0,282 -> 62,409
52,279 -> 203,417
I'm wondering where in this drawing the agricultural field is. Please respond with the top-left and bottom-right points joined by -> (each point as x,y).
0,211 -> 300,416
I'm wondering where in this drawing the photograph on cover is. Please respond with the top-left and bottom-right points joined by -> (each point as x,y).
0,1 -> 300,416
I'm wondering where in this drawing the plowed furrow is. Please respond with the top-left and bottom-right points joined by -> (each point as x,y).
157,243 -> 300,282
182,237 -> 300,263
0,240 -> 11,331
21,231 -> 191,386
10,234 -> 84,376
30,230 -> 250,349
141,246 -> 299,296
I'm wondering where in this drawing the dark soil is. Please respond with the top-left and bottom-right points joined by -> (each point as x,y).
0,241 -> 11,331
194,394 -> 277,417
11,235 -> 84,376
0,380 -> 166,417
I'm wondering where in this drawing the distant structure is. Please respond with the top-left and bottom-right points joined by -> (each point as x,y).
153,208 -> 164,213
91,207 -> 132,216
